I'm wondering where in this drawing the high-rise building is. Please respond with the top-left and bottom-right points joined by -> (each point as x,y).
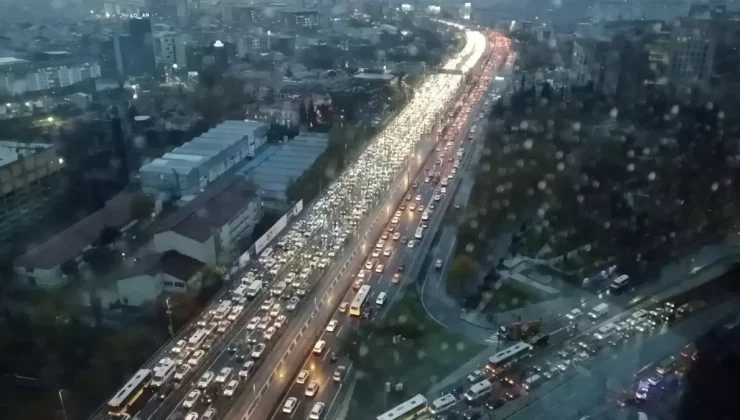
147,0 -> 188,27
669,23 -> 715,88
97,18 -> 156,79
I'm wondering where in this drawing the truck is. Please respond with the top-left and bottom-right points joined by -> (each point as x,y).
588,303 -> 609,320
246,280 -> 263,299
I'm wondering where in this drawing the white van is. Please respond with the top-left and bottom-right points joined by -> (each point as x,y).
430,394 -> 456,414
376,292 -> 387,306
313,340 -> 326,355
464,379 -> 492,401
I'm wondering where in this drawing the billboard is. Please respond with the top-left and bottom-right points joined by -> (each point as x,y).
291,199 -> 304,217
254,214 -> 287,255
237,249 -> 250,268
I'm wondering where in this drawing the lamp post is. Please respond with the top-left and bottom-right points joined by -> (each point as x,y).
58,389 -> 68,420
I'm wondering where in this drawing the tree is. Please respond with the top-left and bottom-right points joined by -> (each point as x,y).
447,255 -> 478,296
130,194 -> 155,221
60,260 -> 78,277
298,101 -> 308,126
285,66 -> 294,78
98,226 -> 121,246
82,247 -> 118,276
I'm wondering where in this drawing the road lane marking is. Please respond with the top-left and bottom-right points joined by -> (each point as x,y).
336,325 -> 343,337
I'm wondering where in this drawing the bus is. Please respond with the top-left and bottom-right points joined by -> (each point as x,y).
429,394 -> 456,414
108,369 -> 152,418
151,358 -> 176,387
609,274 -> 630,294
213,300 -> 233,320
187,329 -> 208,351
232,284 -> 248,301
350,285 -> 372,317
414,227 -> 425,240
377,394 -> 428,420
486,342 -> 533,373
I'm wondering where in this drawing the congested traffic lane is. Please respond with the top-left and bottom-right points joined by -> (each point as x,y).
268,41 -> 499,420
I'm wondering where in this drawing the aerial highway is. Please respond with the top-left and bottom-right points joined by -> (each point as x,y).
264,30 -> 502,420
93,25 -> 486,420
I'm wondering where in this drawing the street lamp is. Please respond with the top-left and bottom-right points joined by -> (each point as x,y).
59,389 -> 68,420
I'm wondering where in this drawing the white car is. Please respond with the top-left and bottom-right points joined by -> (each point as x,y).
409,203 -> 416,210
257,316 -> 272,330
339,302 -> 349,313
434,195 -> 441,201
357,269 -> 367,279
260,297 -> 275,311
274,314 -> 287,329
287,296 -> 300,311
393,232 -> 401,241
269,304 -> 281,317
383,247 -> 392,257
391,216 -> 400,224
216,367 -> 232,383
223,379 -> 239,397
285,272 -> 297,284
435,259 -> 443,269
283,397 -> 298,414
188,350 -> 205,366
183,390 -> 201,409
251,343 -> 266,359
185,412 -> 199,420
171,339 -> 186,354
305,381 -> 320,397
202,408 -> 217,420
326,319 -> 339,332
296,369 -> 310,384
417,205 -> 424,212
309,402 -> 325,420
319,258 -> 329,268
246,316 -> 260,330
174,364 -> 191,381
365,260 -> 375,270
394,210 -> 402,218
372,248 -> 381,258
239,360 -> 255,378
407,240 -> 415,248
197,371 -> 215,389
263,326 -> 277,341
217,320 -> 230,334
375,264 -> 384,273
415,194 -> 422,201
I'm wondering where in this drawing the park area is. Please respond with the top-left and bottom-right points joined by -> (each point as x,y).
344,288 -> 484,419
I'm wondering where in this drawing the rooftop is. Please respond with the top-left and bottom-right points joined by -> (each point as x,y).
0,140 -> 53,169
15,192 -> 138,270
156,175 -> 259,243
114,250 -> 204,282
0,57 -> 29,66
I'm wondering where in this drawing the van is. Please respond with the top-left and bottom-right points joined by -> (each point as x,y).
313,340 -> 326,355
522,374 -> 542,391
464,379 -> 492,401
430,393 -> 457,414
376,292 -> 387,306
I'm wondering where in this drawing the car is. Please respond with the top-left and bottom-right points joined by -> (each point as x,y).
392,273 -> 401,283
399,203 -> 406,210
309,402 -> 326,420
269,304 -> 281,317
400,236 -> 408,244
333,365 -> 347,383
407,240 -> 415,248
172,339 -> 187,354
203,337 -> 215,350
287,296 -> 300,311
157,382 -> 174,400
257,316 -> 272,330
391,216 -> 400,224
263,326 -> 277,340
339,302 -> 349,313
274,314 -> 287,329
185,412 -> 199,420
394,210 -> 402,218
396,263 -> 405,272
409,203 -> 416,211
467,369 -> 485,383
393,232 -> 401,241
202,408 -> 217,420
415,194 -> 422,201
434,195 -> 441,201
647,375 -> 663,386
296,369 -> 310,384
372,248 -> 381,258
197,371 -> 214,389
251,343 -> 266,359
183,390 -> 201,409
375,264 -> 384,273
313,340 -> 326,354
305,381 -> 320,397
365,260 -> 375,270
246,316 -> 260,330
353,279 -> 363,290
417,205 -> 424,212
188,350 -> 205,366
330,352 -> 338,363
216,367 -> 232,383
435,259 -> 443,269
283,397 -> 298,414
381,231 -> 390,240
260,297 -> 275,311
238,361 -> 255,378
217,320 -> 230,333
425,177 -> 430,183
223,379 -> 239,397
174,364 -> 191,381
326,319 -> 339,332
412,182 -> 418,188
405,194 -> 411,201
383,247 -> 392,257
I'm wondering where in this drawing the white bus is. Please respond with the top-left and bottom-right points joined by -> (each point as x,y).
593,323 -> 617,340
107,369 -> 152,418
232,284 -> 248,301
609,274 -> 630,294
350,285 -> 372,317
151,358 -> 176,387
187,329 -> 208,351
429,394 -> 456,414
213,300 -> 233,320
464,379 -> 492,401
414,227 -> 425,240
486,342 -> 533,373
377,394 -> 428,420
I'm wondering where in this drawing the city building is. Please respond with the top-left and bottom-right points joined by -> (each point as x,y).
155,31 -> 188,68
257,100 -> 301,128
139,120 -> 268,199
0,56 -> 101,96
570,37 -> 621,95
152,176 -> 263,265
0,141 -> 66,242
14,192 -> 137,289
147,0 -> 188,27
237,132 -> 329,207
278,9 -> 320,30
86,250 -> 204,308
668,22 -> 716,89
